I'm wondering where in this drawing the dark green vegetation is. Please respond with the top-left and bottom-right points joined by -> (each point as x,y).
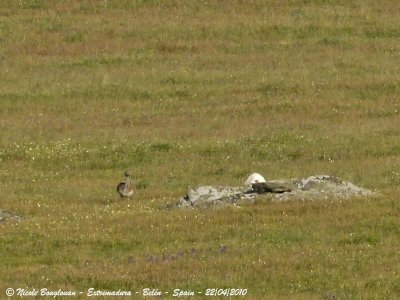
1,0 -> 400,298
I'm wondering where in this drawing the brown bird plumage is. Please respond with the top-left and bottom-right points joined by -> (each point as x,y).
117,171 -> 134,198
252,182 -> 291,194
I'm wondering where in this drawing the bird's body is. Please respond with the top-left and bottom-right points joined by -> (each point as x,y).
244,172 -> 291,194
252,182 -> 291,194
117,172 -> 134,198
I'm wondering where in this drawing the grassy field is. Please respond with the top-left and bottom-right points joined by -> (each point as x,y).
1,0 -> 400,298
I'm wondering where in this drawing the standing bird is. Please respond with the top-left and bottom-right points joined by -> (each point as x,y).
117,171 -> 134,198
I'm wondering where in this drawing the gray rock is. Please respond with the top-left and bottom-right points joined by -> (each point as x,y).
175,175 -> 377,208
0,209 -> 22,222
178,186 -> 256,208
268,175 -> 376,202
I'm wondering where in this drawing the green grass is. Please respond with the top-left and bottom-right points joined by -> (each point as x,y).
1,0 -> 400,298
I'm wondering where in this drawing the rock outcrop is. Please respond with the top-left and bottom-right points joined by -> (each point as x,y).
177,186 -> 254,209
175,175 -> 377,209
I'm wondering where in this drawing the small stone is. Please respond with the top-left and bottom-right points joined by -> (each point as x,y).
0,209 -> 22,222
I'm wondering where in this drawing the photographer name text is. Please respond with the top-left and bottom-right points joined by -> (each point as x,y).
5,287 -> 248,297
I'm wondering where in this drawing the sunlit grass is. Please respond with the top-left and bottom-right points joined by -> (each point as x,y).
1,0 -> 400,298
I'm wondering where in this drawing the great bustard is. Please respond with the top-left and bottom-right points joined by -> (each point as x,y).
117,171 -> 134,198
245,172 -> 291,194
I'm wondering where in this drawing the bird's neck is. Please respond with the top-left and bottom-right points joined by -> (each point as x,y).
125,176 -> 131,189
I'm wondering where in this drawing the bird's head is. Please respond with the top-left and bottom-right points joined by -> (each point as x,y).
124,171 -> 130,177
